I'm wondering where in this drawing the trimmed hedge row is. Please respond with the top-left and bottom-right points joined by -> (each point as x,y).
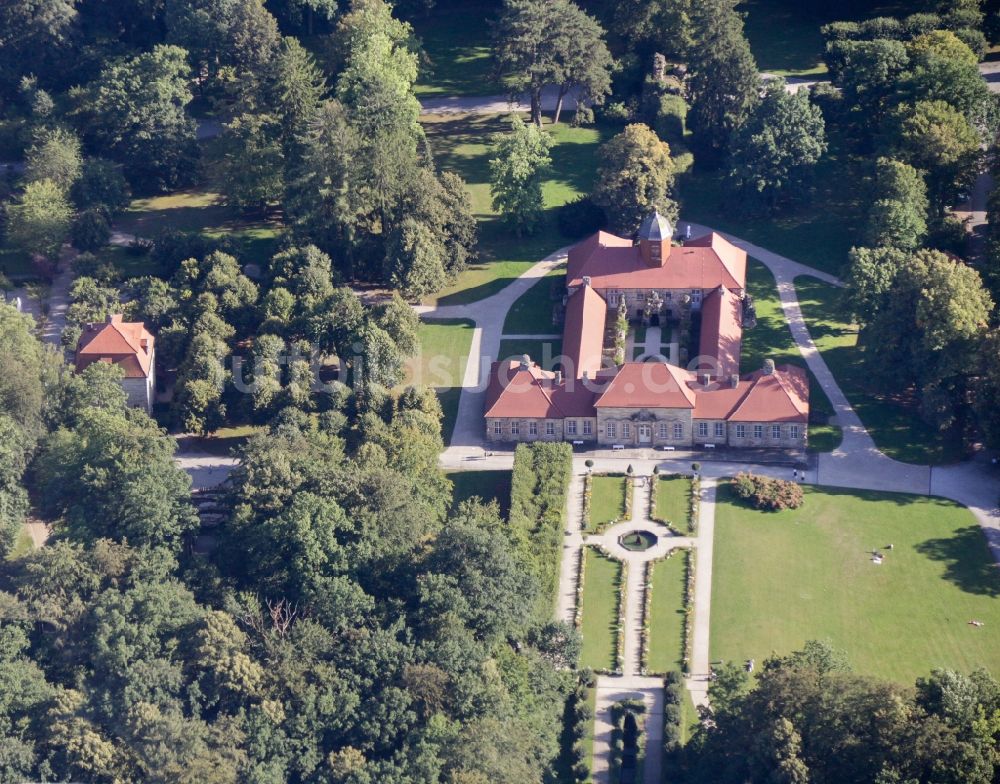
564,675 -> 596,783
733,471 -> 804,511
661,670 -> 686,782
609,699 -> 647,783
509,442 -> 573,620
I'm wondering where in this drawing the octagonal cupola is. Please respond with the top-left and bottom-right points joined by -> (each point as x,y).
637,208 -> 673,267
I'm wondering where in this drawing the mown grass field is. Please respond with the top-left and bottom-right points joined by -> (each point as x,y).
421,113 -> 612,306
412,0 -> 499,98
647,553 -> 688,674
794,276 -> 965,465
496,337 -> 563,370
404,318 -> 475,444
502,268 -> 566,335
710,483 -> 1000,684
588,475 -> 627,532
579,547 -> 623,671
655,475 -> 692,530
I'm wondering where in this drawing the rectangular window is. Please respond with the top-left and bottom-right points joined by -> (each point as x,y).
567,420 -> 577,436
771,424 -> 781,439
664,291 -> 672,301
511,421 -> 519,435
529,421 -> 538,436
659,422 -> 668,439
622,422 -> 631,439
714,422 -> 725,438
583,420 -> 593,435
736,424 -> 746,439
546,421 -> 555,436
692,290 -> 703,303
607,422 -> 617,439
493,421 -> 502,435
754,424 -> 763,439
698,422 -> 708,438
790,425 -> 799,439
673,422 -> 683,439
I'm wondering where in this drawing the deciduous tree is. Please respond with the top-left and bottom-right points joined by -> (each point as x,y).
489,114 -> 552,236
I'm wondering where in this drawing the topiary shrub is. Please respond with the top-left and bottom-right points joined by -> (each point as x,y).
654,94 -> 688,146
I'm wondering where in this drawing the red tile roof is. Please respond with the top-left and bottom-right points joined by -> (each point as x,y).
484,360 -> 597,418
729,365 -> 809,423
76,315 -> 154,379
696,285 -> 742,379
595,362 -> 697,409
562,283 -> 607,378
566,230 -> 747,292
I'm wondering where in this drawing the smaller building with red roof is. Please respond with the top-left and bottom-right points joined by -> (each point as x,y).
76,314 -> 156,412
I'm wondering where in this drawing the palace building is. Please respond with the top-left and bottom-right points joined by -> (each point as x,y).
484,211 -> 809,449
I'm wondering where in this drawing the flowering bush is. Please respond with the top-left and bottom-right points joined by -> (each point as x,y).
733,472 -> 804,511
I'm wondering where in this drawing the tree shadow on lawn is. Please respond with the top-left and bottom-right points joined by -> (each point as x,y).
916,525 -> 1000,598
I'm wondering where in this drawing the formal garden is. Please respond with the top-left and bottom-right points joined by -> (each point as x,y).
578,546 -> 624,672
710,482 -> 1000,683
585,473 -> 630,533
653,474 -> 694,532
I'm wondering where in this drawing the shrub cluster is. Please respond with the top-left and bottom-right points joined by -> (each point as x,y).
510,442 -> 573,619
565,676 -> 595,783
733,472 -> 804,511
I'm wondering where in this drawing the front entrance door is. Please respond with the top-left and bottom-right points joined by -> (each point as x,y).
638,424 -> 652,444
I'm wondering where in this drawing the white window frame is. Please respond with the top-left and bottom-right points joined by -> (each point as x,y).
529,421 -> 538,436
790,425 -> 800,439
622,422 -> 631,439
698,422 -> 708,438
583,420 -> 593,435
511,421 -> 519,435
607,422 -> 617,439
673,422 -> 683,440
771,424 -> 781,439
754,424 -> 763,439
714,422 -> 725,438
736,424 -> 746,439
567,420 -> 577,436
545,421 -> 555,436
493,421 -> 502,435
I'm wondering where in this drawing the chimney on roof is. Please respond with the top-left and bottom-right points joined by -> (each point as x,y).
520,354 -> 531,370
762,359 -> 775,375
582,275 -> 592,288
700,373 -> 710,387
140,338 -> 149,351
729,374 -> 739,388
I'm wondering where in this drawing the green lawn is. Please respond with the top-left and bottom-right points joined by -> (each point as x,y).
7,526 -> 35,560
588,475 -> 627,532
680,130 -> 863,278
502,268 -> 565,335
422,114 -> 611,306
404,318 -> 475,444
195,424 -> 265,456
412,0 -> 499,98
744,259 -> 842,452
794,276 -> 965,465
739,0 -> 828,77
448,469 -> 511,517
711,483 -> 1000,684
647,553 -> 688,674
655,475 -> 692,530
580,547 -> 623,671
497,337 -> 563,370
115,189 -> 284,268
